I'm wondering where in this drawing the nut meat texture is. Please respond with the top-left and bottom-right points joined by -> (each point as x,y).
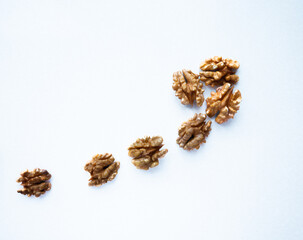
206,83 -> 242,124
172,69 -> 205,106
84,153 -> 120,186
199,56 -> 240,87
17,168 -> 52,197
177,113 -> 212,150
128,136 -> 168,170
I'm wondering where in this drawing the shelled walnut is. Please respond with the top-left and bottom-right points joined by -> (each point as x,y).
199,56 -> 240,87
172,69 -> 205,106
17,168 -> 52,197
177,113 -> 212,150
84,153 -> 120,186
206,83 -> 242,124
128,136 -> 168,170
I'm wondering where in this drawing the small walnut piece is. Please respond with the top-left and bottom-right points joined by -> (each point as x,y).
177,113 -> 212,150
128,136 -> 168,170
84,153 -> 120,186
172,69 -> 205,106
206,83 -> 242,124
199,56 -> 240,87
17,168 -> 52,197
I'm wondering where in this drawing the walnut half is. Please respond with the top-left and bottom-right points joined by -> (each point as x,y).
199,56 -> 240,87
84,153 -> 120,187
128,136 -> 168,170
172,69 -> 205,106
17,168 -> 52,197
206,83 -> 242,124
177,113 -> 212,150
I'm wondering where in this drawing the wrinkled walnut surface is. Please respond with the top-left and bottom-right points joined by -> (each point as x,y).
199,56 -> 240,87
172,69 -> 205,106
206,83 -> 242,124
17,168 -> 52,197
177,113 -> 212,150
128,136 -> 168,170
84,153 -> 120,186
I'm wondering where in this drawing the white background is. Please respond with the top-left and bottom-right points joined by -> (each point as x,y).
0,0 -> 302,239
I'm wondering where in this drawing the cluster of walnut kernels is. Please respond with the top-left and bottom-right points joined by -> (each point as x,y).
173,56 -> 242,150
16,56 -> 242,197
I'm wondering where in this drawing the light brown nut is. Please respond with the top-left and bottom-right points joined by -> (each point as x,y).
177,113 -> 212,150
128,136 -> 168,170
199,56 -> 240,87
172,69 -> 205,106
206,83 -> 242,124
84,153 -> 120,186
17,168 -> 52,197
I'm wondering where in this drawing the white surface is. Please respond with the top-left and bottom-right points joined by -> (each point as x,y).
0,0 -> 303,239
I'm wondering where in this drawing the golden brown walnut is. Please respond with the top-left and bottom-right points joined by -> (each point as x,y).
206,83 -> 242,124
199,56 -> 240,87
128,136 -> 168,170
177,113 -> 212,150
17,168 -> 52,197
172,69 -> 205,106
84,153 -> 120,187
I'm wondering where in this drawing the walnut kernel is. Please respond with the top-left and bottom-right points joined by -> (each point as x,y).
84,153 -> 120,186
199,56 -> 240,87
177,113 -> 212,150
128,136 -> 168,170
17,168 -> 52,197
206,83 -> 242,124
172,69 -> 205,106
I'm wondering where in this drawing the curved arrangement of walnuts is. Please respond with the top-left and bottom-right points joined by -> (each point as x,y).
16,55 -> 243,197
84,153 -> 120,187
17,168 -> 52,197
128,136 -> 168,170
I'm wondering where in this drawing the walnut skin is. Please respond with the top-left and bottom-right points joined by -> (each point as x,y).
199,56 -> 240,87
172,69 -> 205,106
177,113 -> 212,150
17,168 -> 52,197
206,83 -> 242,124
84,153 -> 120,187
128,136 -> 168,170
